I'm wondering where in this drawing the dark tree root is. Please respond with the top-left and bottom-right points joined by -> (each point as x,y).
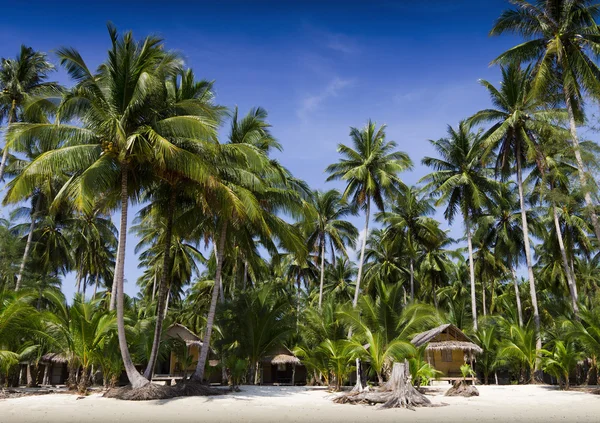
445,380 -> 479,397
103,380 -> 225,401
333,362 -> 443,410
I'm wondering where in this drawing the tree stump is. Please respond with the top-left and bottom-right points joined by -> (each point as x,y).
333,361 -> 436,410
445,380 -> 479,397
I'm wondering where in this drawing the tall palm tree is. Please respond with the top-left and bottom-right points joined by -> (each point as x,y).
0,45 -> 58,182
528,144 -> 590,314
191,108 -> 306,383
378,186 -> 439,301
421,121 -> 498,330
490,0 -> 600,242
326,120 -> 412,310
304,189 -> 357,309
469,64 -> 562,355
4,25 -> 218,388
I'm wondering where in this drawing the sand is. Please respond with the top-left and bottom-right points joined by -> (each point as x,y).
0,384 -> 598,423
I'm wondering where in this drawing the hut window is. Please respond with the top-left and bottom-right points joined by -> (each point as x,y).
442,349 -> 453,362
277,363 -> 286,371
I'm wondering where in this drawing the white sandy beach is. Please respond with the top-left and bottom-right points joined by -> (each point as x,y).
1,384 -> 599,423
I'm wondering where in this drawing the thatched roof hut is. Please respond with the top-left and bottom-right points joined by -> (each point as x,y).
40,353 -> 69,364
411,323 -> 482,354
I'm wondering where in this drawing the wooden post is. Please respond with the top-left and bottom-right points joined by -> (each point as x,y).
292,364 -> 296,386
43,364 -> 50,385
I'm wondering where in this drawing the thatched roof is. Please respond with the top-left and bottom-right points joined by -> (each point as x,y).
267,354 -> 301,365
165,323 -> 203,346
411,324 -> 482,354
425,341 -> 483,354
261,346 -> 302,365
41,353 -> 68,364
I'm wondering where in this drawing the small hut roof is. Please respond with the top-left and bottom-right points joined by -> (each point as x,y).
268,354 -> 301,365
425,341 -> 483,354
41,353 -> 68,364
261,346 -> 301,365
166,323 -> 203,346
411,324 -> 482,354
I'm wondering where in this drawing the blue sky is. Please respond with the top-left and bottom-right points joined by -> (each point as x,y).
1,1 -> 529,300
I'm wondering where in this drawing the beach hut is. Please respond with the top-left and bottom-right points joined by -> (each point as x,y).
154,323 -> 221,384
40,353 -> 69,385
261,347 -> 306,385
411,323 -> 482,381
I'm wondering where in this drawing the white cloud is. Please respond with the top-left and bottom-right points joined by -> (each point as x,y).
297,77 -> 354,119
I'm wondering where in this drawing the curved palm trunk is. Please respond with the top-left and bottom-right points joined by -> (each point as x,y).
552,205 -> 579,314
563,85 -> 600,242
466,221 -> 478,331
0,100 -> 16,182
109,278 -> 117,311
510,267 -> 523,327
515,145 -> 541,371
144,189 -> 176,380
114,168 -> 149,388
318,235 -> 326,310
482,279 -> 487,316
15,198 -> 40,291
193,221 -> 227,382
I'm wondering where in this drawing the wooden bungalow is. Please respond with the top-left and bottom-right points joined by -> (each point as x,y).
261,347 -> 306,385
411,323 -> 482,381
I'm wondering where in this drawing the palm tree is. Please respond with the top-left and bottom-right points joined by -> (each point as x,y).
469,63 -> 564,355
326,120 -> 412,310
303,189 -> 357,309
490,0 -> 600,242
421,121 -> 498,330
0,45 -> 58,182
191,108 -> 306,383
4,25 -> 218,388
529,145 -> 590,314
379,186 -> 439,301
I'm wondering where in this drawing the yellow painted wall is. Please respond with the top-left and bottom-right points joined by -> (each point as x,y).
428,349 -> 465,377
169,345 -> 200,375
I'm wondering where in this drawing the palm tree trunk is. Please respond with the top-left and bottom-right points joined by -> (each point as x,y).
562,84 -> 600,243
215,242 -> 225,303
109,278 -> 117,311
93,273 -> 99,299
552,204 -> 579,314
144,189 -> 176,380
482,278 -> 487,316
353,198 -> 370,308
410,258 -> 414,302
242,260 -> 248,290
15,197 -> 40,291
114,167 -> 149,388
193,221 -> 227,382
151,273 -> 157,302
511,267 -> 524,327
515,144 -> 541,371
318,234 -> 326,310
466,221 -> 478,331
0,100 -> 16,182
349,199 -> 370,392
76,274 -> 82,294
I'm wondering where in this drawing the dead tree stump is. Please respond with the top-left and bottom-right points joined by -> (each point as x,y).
445,380 -> 479,397
333,361 -> 435,410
